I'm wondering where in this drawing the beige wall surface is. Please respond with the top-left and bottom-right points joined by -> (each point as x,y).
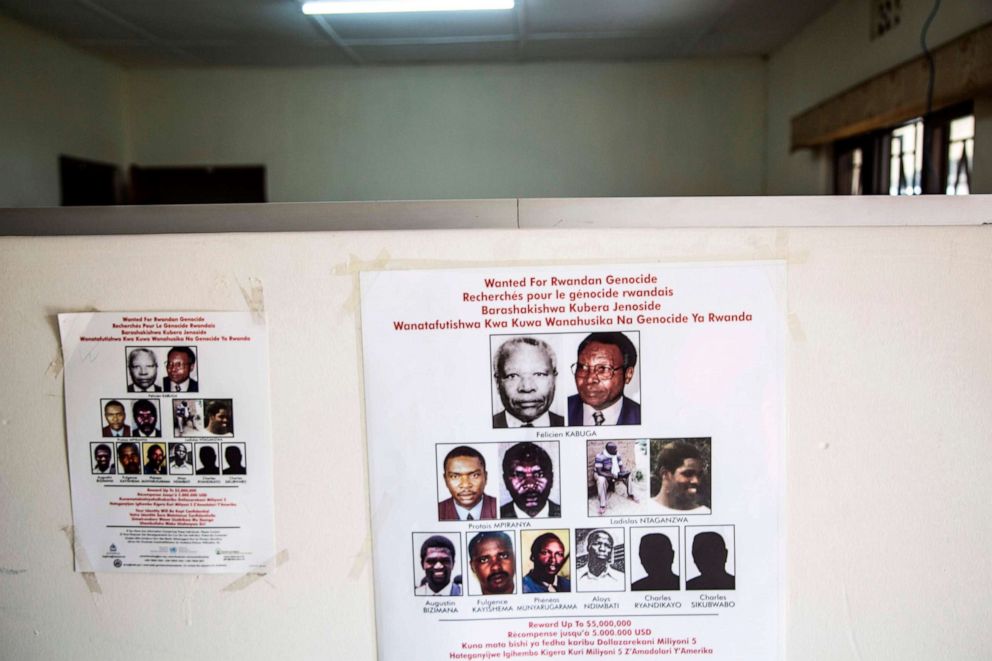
0,15 -> 128,208
766,0 -> 992,195
1,199 -> 990,660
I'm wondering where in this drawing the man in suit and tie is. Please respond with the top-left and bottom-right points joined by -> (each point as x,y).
567,332 -> 641,426
162,346 -> 198,392
127,348 -> 162,393
492,336 -> 564,428
101,400 -> 131,437
500,442 -> 560,519
132,399 -> 161,438
438,446 -> 497,521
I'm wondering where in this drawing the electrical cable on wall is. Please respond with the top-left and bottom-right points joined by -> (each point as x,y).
920,0 -> 942,191
920,0 -> 942,116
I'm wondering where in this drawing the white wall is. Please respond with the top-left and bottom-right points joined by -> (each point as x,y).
0,15 -> 128,207
1,199 -> 991,660
125,60 -> 766,202
766,0 -> 992,195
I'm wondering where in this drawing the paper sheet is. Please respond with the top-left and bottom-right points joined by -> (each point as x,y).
361,261 -> 784,659
59,311 -> 275,573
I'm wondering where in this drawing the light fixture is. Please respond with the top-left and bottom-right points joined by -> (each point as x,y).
302,1 -> 514,15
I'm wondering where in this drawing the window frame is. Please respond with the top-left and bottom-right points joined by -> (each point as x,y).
832,100 -> 973,196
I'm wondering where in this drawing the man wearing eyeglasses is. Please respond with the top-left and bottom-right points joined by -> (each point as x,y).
162,346 -> 198,392
567,332 -> 640,426
492,336 -> 564,428
523,532 -> 570,593
500,442 -> 560,518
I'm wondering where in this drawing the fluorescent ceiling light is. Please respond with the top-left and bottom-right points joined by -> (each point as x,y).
302,1 -> 514,15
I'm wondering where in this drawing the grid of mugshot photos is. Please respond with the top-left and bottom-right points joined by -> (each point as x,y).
586,438 -> 712,517
436,442 -> 562,521
123,345 -> 200,394
411,526 -> 736,596
489,331 -> 642,429
91,345 -> 244,477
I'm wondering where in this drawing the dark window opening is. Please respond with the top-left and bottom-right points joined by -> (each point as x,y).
59,155 -> 124,206
59,160 -> 267,206
129,165 -> 266,205
945,114 -> 974,195
833,101 -> 973,196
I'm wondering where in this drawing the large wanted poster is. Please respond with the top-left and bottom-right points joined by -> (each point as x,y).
59,311 -> 274,573
361,262 -> 784,660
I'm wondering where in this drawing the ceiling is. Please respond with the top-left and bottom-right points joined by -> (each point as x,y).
0,0 -> 838,67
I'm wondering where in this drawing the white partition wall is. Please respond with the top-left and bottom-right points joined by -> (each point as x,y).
1,198 -> 990,660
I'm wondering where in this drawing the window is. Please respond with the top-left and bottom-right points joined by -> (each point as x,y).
888,119 -> 923,195
945,115 -> 974,195
834,145 -> 864,196
833,102 -> 973,196
60,155 -> 123,206
129,165 -> 267,204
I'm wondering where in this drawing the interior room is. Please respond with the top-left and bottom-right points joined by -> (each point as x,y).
2,0 -> 990,208
2,3 -> 991,661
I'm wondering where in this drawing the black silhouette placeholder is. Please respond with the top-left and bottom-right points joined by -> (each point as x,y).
632,533 -> 679,591
686,532 -> 735,590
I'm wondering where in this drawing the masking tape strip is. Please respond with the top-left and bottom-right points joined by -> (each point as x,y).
348,532 -> 373,580
221,548 -> 289,592
238,277 -> 266,323
47,351 -> 64,379
61,525 -> 103,594
354,490 -> 394,580
182,575 -> 200,625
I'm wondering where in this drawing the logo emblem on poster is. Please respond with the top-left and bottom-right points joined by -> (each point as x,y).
113,559 -> 123,568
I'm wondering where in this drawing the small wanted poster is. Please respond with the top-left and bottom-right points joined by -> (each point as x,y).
360,262 -> 784,660
59,311 -> 274,573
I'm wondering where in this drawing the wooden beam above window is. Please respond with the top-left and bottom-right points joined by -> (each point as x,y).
791,22 -> 992,150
